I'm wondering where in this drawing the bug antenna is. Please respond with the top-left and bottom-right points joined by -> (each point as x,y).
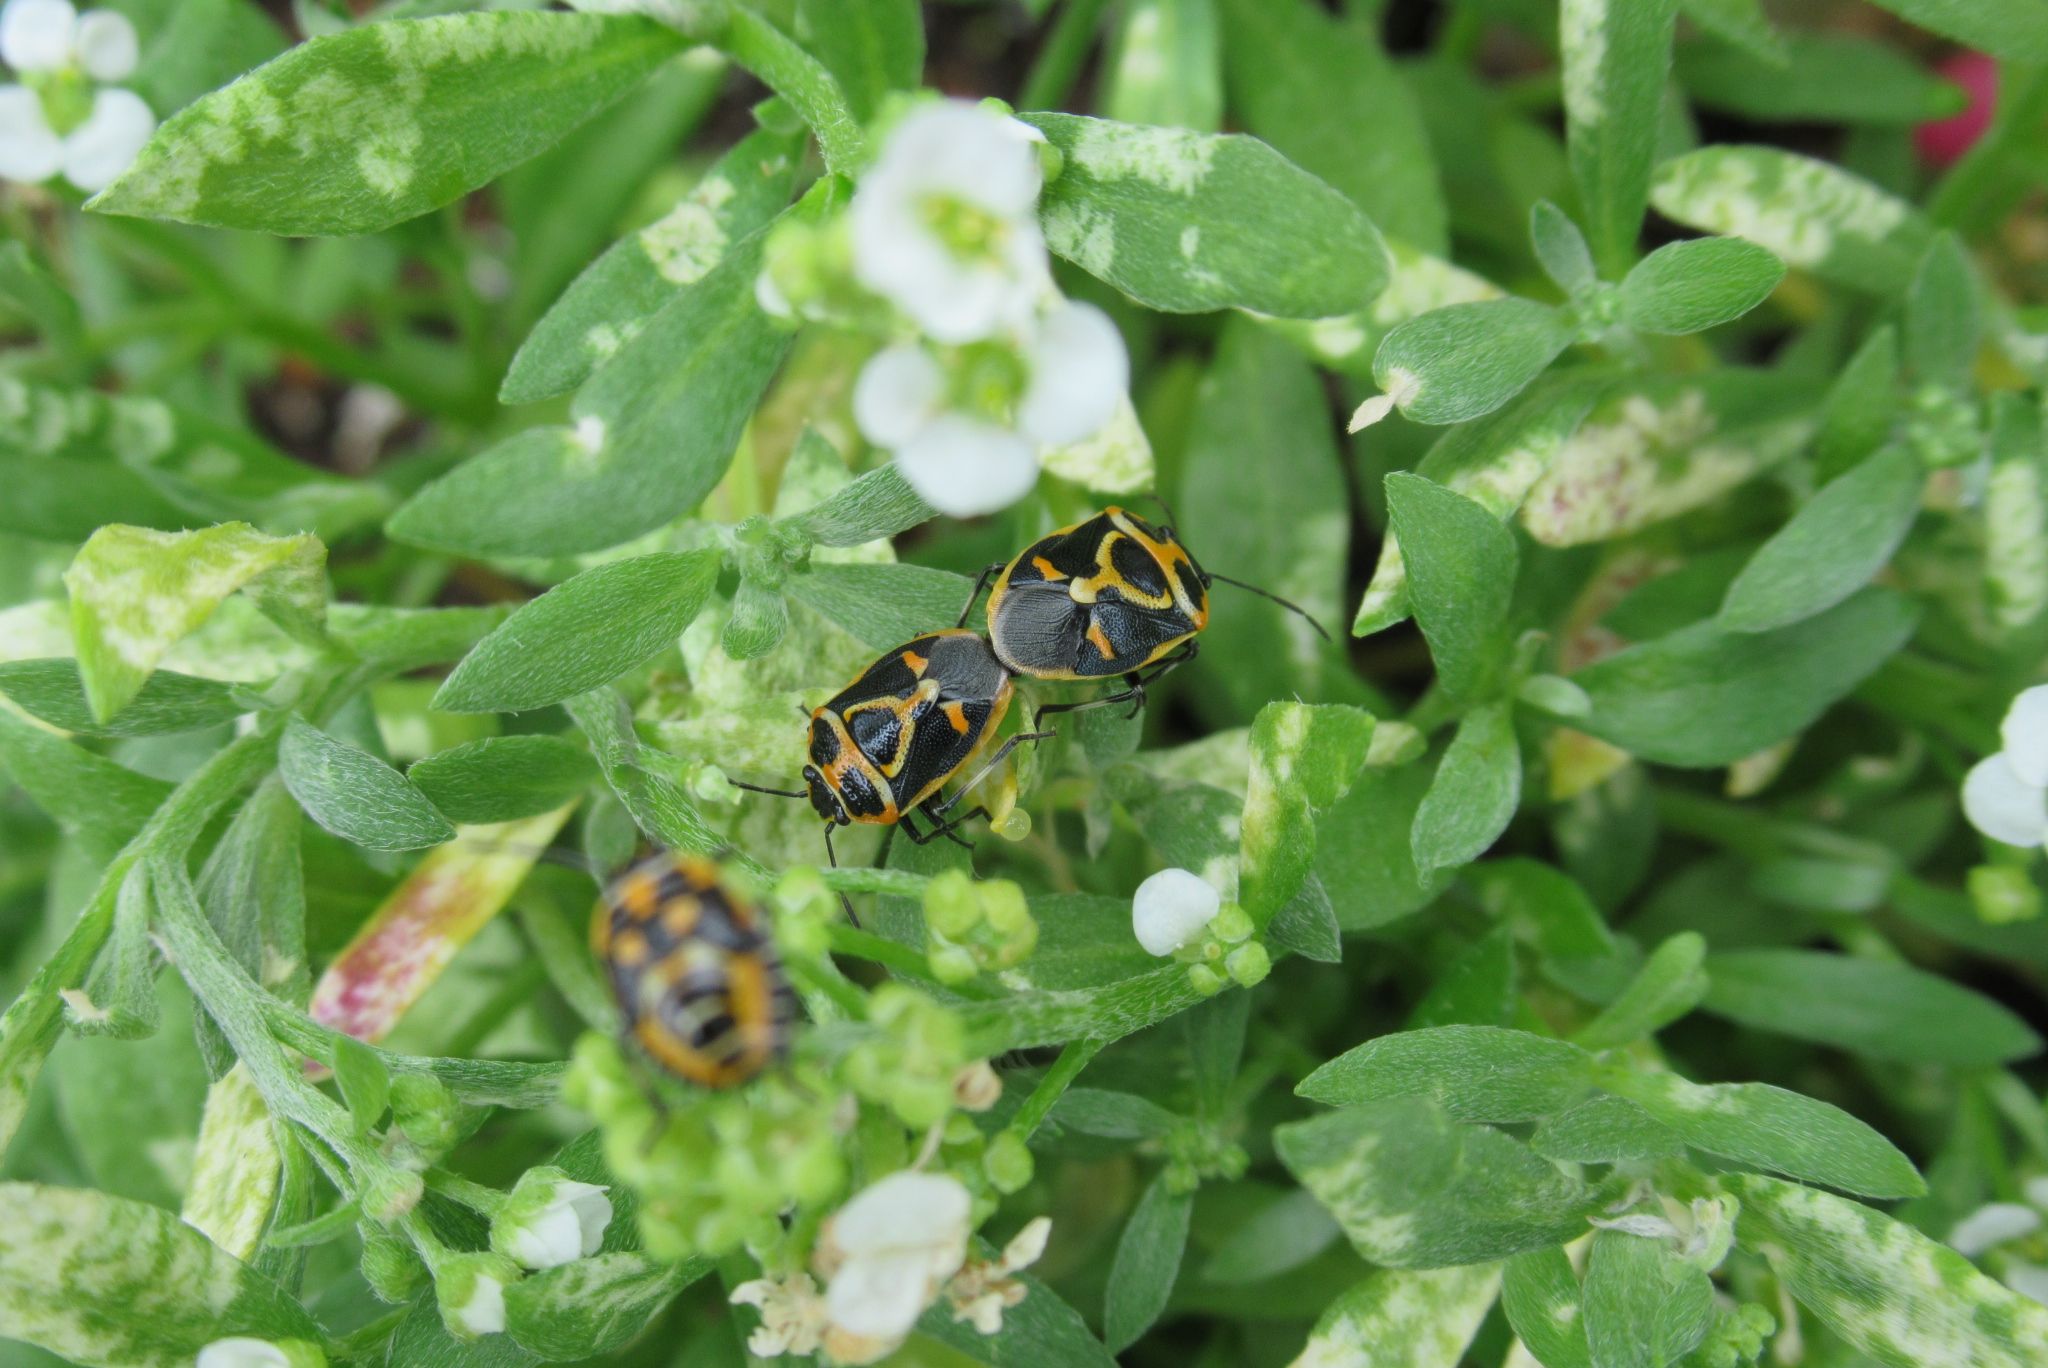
1209,572 -> 1334,643
822,824 -> 861,929
1143,493 -> 1181,528
731,779 -> 810,800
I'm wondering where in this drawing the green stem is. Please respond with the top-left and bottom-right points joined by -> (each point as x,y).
1010,1038 -> 1102,1139
713,5 -> 867,175
1019,0 -> 1114,112
826,924 -> 998,999
426,1170 -> 508,1218
439,958 -> 551,1058
0,723 -> 277,1156
786,953 -> 870,1022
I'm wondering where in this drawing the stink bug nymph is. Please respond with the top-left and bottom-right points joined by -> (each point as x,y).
594,851 -> 797,1089
958,506 -> 1330,721
733,629 -> 1053,860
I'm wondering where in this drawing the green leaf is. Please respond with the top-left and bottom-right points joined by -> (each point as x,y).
131,0 -> 288,116
0,241 -> 82,357
1407,925 -> 1516,1029
1858,0 -> 2048,64
1239,702 -> 1375,932
333,1032 -> 391,1133
1411,701 -> 1520,874
1559,588 -> 1919,767
0,659 -> 246,738
0,708 -> 174,838
54,979 -> 209,1204
1293,1264 -> 1504,1368
0,1181 -> 321,1366
1531,200 -> 1597,297
917,1249 -> 1119,1368
1503,1247 -> 1592,1368
1815,329 -> 1898,481
1297,1025 -> 1597,1121
565,689 -> 723,858
278,716 -> 454,851
392,227 -> 789,558
1104,0 -> 1222,133
1618,237 -> 1784,335
501,123 -> 802,404
721,576 -> 791,661
91,11 -> 687,234
1530,1096 -> 1684,1164
1216,0 -> 1444,251
1023,112 -> 1389,318
1700,950 -> 2041,1066
1354,377 -> 1597,636
784,561 -> 974,652
1905,232 -> 1981,387
1275,1097 -> 1595,1268
1048,1088 -> 1180,1140
1583,1228 -> 1714,1368
795,0 -> 922,122
1987,394 -> 2048,631
1676,31 -> 1967,126
1314,761 -> 1452,931
1201,1186 -> 1341,1283
1467,858 -> 1622,972
1105,1172 -> 1193,1352
1731,1172 -> 2048,1367
68,861 -> 162,1041
434,551 -> 721,713
1604,1070 -> 1924,1199
1561,0 -> 1679,272
197,776 -> 308,1022
1375,298 -> 1574,425
1650,146 -> 1931,294
504,1251 -> 710,1359
779,454 -> 935,548
64,521 -> 324,724
1571,932 -> 1708,1050
1676,0 -> 1785,64
1384,473 -> 1517,700
408,736 -> 596,825
1717,445 -> 1924,634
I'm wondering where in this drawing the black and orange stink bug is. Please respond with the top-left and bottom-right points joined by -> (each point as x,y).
593,851 -> 798,1089
734,629 -> 1052,858
957,506 -> 1330,721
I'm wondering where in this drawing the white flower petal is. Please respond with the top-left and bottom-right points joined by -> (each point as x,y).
0,0 -> 75,73
854,344 -> 944,449
1347,394 -> 1397,433
72,7 -> 134,80
196,1340 -> 290,1368
894,414 -> 1039,518
1950,1202 -> 2042,1258
2007,1262 -> 2048,1308
1000,1216 -> 1051,1272
832,1171 -> 972,1260
0,83 -> 60,182
1132,867 -> 1221,956
563,1180 -> 613,1258
1019,301 -> 1128,448
879,101 -> 1041,217
2003,686 -> 2048,787
1963,753 -> 2048,848
453,1272 -> 508,1336
60,84 -> 152,192
827,1249 -> 936,1340
503,1203 -> 585,1270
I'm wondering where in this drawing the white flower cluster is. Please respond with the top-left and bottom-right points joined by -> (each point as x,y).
1962,686 -> 2048,847
1131,866 -> 1221,956
731,1169 -> 1050,1364
833,100 -> 1129,517
0,0 -> 154,192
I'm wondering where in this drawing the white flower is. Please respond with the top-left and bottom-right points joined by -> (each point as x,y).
853,343 -> 945,449
1949,1202 -> 2042,1258
894,414 -> 1040,518
491,1167 -> 612,1270
450,1272 -> 506,1337
815,1170 -> 972,1358
195,1341 -> 290,1368
1132,868 -> 1221,956
1963,685 -> 2048,847
731,1272 -> 828,1357
851,100 -> 1049,344
1016,301 -> 1129,448
0,0 -> 152,192
436,1253 -> 518,1339
946,1216 -> 1050,1336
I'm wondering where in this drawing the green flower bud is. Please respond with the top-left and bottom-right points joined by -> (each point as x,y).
924,869 -> 980,938
387,1073 -> 463,1162
1209,904 -> 1254,945
1226,943 -> 1272,987
196,1337 -> 328,1368
1188,963 -> 1226,996
930,943 -> 980,985
491,1166 -> 614,1270
358,1222 -> 429,1304
358,1166 -> 424,1225
984,1130 -> 1034,1194
434,1252 -> 521,1340
1970,863 -> 2041,925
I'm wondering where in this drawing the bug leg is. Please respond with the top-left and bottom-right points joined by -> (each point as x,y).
918,798 -> 978,849
898,812 -> 937,845
929,730 -> 1058,816
920,805 -> 991,845
957,561 -> 1006,628
822,824 -> 861,929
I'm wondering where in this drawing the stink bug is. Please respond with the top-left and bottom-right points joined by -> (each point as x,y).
593,850 -> 798,1089
733,629 -> 1052,857
958,506 -> 1330,721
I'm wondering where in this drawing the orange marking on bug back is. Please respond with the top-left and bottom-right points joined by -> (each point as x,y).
1087,620 -> 1116,658
611,928 -> 650,967
619,875 -> 659,921
660,899 -> 701,937
902,650 -> 929,675
1031,555 -> 1067,581
943,700 -> 971,734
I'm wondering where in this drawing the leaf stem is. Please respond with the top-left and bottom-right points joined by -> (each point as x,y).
1010,1038 -> 1102,1139
712,5 -> 867,175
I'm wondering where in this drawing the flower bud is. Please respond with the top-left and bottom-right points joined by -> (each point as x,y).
196,1339 -> 327,1368
952,1061 -> 1002,1112
1225,943 -> 1272,987
491,1166 -> 613,1270
1132,868 -> 1220,956
358,1166 -> 424,1225
434,1252 -> 521,1339
387,1073 -> 463,1162
359,1222 -> 430,1304
983,1130 -> 1034,1194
